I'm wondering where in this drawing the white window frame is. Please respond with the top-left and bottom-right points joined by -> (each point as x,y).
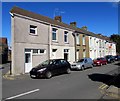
82,35 -> 86,45
90,37 -> 92,46
64,31 -> 68,43
76,34 -> 80,45
30,25 -> 37,35
32,49 -> 46,55
40,49 -> 46,54
52,28 -> 58,41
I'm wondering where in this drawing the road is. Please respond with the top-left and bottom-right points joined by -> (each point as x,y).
2,62 -> 120,100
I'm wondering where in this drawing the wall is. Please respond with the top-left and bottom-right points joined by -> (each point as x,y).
12,15 -> 49,75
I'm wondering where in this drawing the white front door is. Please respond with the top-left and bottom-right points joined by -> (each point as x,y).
25,52 -> 32,73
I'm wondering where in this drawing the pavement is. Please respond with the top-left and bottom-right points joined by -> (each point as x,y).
98,73 -> 120,99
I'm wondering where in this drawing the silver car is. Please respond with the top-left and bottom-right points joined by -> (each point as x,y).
71,58 -> 93,70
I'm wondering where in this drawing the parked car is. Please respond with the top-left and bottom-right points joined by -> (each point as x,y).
30,59 -> 71,79
93,57 -> 107,66
113,55 -> 120,61
104,55 -> 115,63
71,58 -> 93,70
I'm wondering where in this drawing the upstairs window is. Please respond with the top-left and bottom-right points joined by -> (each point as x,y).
30,25 -> 37,35
76,34 -> 80,45
52,28 -> 58,41
90,37 -> 92,45
82,35 -> 86,45
64,31 -> 68,43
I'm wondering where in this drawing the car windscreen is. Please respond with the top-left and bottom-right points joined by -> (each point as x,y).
78,59 -> 84,62
96,58 -> 101,60
39,60 -> 53,66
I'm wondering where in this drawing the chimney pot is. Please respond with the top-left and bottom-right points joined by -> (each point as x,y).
81,26 -> 87,31
54,16 -> 62,22
70,22 -> 77,27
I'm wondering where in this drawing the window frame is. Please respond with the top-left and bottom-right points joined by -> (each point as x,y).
82,35 -> 86,45
64,31 -> 68,43
32,49 -> 46,55
29,25 -> 37,35
52,28 -> 58,41
76,34 -> 80,45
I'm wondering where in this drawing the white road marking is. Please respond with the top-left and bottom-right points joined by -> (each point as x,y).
5,89 -> 39,100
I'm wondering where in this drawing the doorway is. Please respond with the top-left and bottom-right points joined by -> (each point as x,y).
25,50 -> 32,73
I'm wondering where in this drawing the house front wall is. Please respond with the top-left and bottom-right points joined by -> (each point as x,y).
12,15 -> 49,75
79,34 -> 89,59
50,27 -> 75,63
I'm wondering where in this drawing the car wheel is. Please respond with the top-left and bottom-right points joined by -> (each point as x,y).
91,64 -> 94,68
45,71 -> 52,79
66,68 -> 71,74
81,65 -> 85,70
30,75 -> 36,79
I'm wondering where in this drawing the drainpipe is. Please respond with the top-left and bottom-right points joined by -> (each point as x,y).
72,31 -> 77,61
48,24 -> 51,60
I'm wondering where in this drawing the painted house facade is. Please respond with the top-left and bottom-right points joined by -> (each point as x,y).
10,6 -> 116,75
88,35 -> 116,60
10,6 -> 75,75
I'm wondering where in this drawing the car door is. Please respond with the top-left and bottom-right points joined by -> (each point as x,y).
84,58 -> 88,68
87,58 -> 91,67
103,58 -> 106,64
53,60 -> 62,74
60,60 -> 69,72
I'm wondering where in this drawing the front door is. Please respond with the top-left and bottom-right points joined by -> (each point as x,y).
25,52 -> 32,73
64,53 -> 68,61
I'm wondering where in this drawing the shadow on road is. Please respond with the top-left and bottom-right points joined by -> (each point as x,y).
88,73 -> 120,88
114,62 -> 120,66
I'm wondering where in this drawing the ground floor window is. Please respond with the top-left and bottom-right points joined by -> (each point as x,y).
52,49 -> 57,59
32,49 -> 46,55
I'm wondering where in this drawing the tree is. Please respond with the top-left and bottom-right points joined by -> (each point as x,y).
110,34 -> 120,54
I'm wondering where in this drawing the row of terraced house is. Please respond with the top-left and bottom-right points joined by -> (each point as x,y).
10,6 -> 116,75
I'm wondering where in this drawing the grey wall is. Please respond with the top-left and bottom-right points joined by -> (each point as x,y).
51,27 -> 74,47
14,16 -> 49,44
12,15 -> 49,75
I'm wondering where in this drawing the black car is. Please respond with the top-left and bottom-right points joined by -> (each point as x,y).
104,55 -> 115,63
30,59 -> 71,79
114,55 -> 120,61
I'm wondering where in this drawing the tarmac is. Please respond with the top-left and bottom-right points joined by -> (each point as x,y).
1,63 -> 120,99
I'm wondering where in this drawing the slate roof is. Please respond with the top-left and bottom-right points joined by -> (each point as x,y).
10,6 -> 112,42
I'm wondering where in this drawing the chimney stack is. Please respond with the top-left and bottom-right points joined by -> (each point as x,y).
70,22 -> 77,27
97,34 -> 102,36
54,16 -> 62,22
81,26 -> 87,31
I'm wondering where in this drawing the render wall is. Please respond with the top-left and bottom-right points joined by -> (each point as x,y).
12,15 -> 49,75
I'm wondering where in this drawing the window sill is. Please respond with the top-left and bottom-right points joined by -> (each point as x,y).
29,33 -> 38,36
52,40 -> 58,43
64,42 -> 69,44
77,44 -> 80,46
